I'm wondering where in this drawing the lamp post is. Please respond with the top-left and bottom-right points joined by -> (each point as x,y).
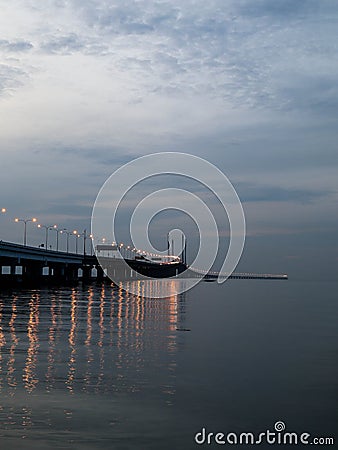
1,208 -> 6,232
15,217 -> 37,246
89,234 -> 93,255
37,224 -> 54,250
37,224 -> 48,249
89,235 -> 105,255
73,230 -> 81,254
74,230 -> 87,256
83,229 -> 87,257
38,224 -> 59,250
51,225 -> 60,251
76,234 -> 84,255
65,230 -> 78,253
60,229 -> 73,253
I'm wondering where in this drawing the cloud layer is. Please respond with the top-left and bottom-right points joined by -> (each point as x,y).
0,0 -> 337,278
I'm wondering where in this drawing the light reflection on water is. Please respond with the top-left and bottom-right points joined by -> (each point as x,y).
1,280 -> 336,449
0,281 -> 186,449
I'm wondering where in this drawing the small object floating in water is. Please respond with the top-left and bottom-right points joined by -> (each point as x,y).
176,328 -> 191,332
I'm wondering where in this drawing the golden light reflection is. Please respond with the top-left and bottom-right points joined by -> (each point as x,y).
85,286 -> 94,347
0,298 -> 6,393
115,283 -> 124,376
83,285 -> 94,392
135,287 -> 144,354
135,283 -> 141,331
66,289 -> 77,394
98,288 -> 105,348
46,294 -> 58,392
0,280 -> 183,403
21,405 -> 33,436
23,293 -> 40,393
124,287 -> 130,350
109,288 -> 116,348
117,284 -> 124,351
96,288 -> 105,392
167,283 -> 179,332
7,295 -> 19,394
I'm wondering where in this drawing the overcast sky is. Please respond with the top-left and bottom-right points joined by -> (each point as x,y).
0,0 -> 337,280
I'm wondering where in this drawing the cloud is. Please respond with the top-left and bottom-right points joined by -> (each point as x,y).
0,0 -> 337,278
0,39 -> 33,52
236,0 -> 320,18
40,33 -> 85,54
65,0 -> 338,114
236,183 -> 333,204
3,0 -> 338,113
0,63 -> 29,95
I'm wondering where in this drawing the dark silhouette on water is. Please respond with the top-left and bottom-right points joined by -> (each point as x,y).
0,240 -> 287,287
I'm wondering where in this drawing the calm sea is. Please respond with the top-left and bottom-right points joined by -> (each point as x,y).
0,280 -> 336,449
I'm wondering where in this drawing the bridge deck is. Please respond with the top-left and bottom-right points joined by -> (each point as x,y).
0,240 -> 288,282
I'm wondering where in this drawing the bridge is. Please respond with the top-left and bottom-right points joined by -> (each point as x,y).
0,240 -> 287,286
0,240 -> 99,284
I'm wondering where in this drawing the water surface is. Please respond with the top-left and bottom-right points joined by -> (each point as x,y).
0,280 -> 336,449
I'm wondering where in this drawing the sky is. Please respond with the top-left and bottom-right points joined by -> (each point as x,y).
0,0 -> 337,280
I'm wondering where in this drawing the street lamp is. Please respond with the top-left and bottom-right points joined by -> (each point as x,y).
1,208 -> 6,227
50,224 -> 60,251
83,229 -> 87,257
60,229 -> 73,253
37,224 -> 59,250
74,230 -> 87,256
89,234 -> 93,255
1,208 -> 6,238
73,230 -> 81,254
14,217 -> 37,246
37,224 -> 54,250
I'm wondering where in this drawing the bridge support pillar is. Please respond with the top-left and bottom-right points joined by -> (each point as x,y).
52,265 -> 65,281
64,265 -> 79,282
82,265 -> 92,282
23,262 -> 43,282
96,265 -> 104,282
